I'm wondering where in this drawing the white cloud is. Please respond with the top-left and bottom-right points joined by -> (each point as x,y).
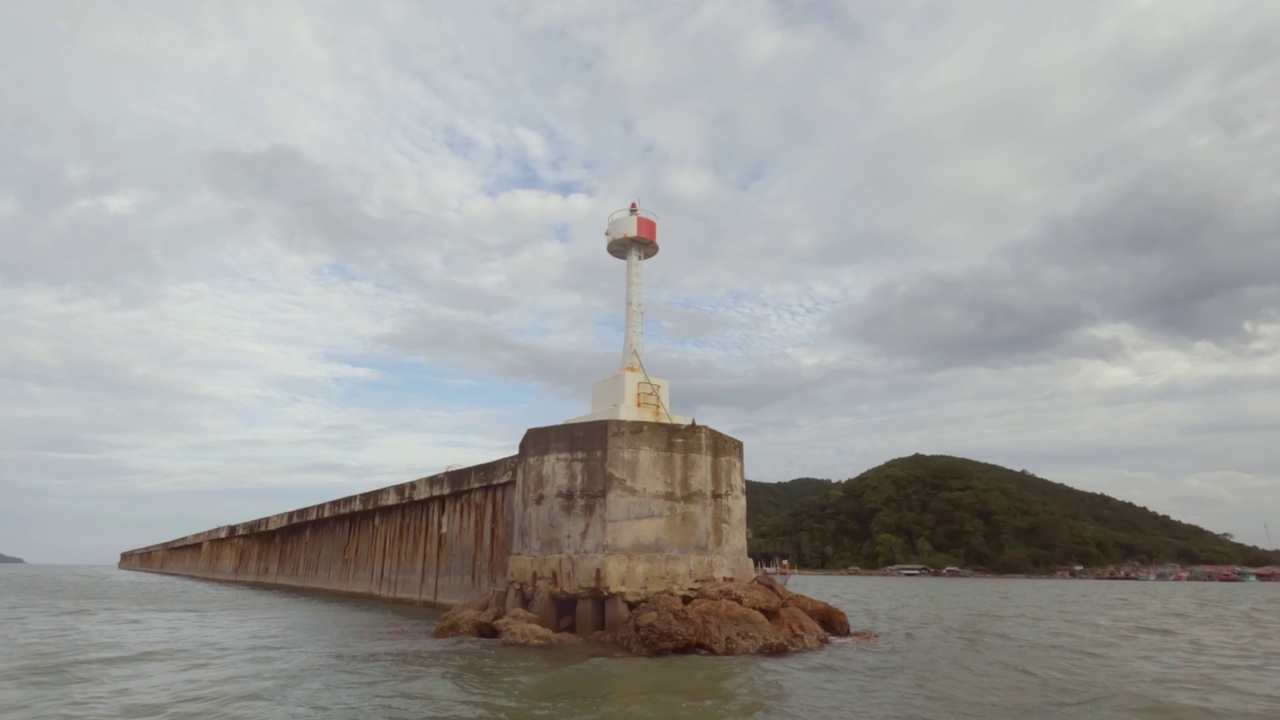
2,0 -> 1279,561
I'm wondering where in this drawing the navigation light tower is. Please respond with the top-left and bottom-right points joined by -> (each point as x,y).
564,203 -> 690,425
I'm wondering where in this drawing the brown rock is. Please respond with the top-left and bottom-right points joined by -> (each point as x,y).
615,593 -> 699,657
587,630 -> 614,645
552,632 -> 585,646
494,608 -> 539,629
687,599 -> 787,655
498,622 -> 554,647
432,608 -> 486,638
433,598 -> 507,639
492,607 -> 555,646
771,606 -> 829,652
781,593 -> 850,637
696,582 -> 782,616
476,606 -> 504,639
751,573 -> 794,600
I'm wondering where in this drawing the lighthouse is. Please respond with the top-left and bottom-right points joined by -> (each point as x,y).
565,203 -> 690,425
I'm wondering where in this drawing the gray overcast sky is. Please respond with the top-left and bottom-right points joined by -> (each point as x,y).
3,1 -> 1278,563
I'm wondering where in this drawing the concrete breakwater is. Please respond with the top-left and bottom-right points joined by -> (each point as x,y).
117,456 -> 517,607
119,420 -> 753,610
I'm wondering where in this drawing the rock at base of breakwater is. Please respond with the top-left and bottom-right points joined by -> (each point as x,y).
614,593 -> 699,656
772,606 -> 828,652
432,574 -> 865,657
686,598 -> 789,655
696,580 -> 783,616
780,593 -> 851,637
433,608 -> 488,639
493,608 -> 553,646
432,592 -> 504,639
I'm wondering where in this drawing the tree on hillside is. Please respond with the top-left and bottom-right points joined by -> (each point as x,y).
746,455 -> 1280,572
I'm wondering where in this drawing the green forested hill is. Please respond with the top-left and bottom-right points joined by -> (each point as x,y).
745,477 -> 833,529
746,454 -> 1280,573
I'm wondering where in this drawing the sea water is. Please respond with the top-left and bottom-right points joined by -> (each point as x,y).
2,566 -> 1277,719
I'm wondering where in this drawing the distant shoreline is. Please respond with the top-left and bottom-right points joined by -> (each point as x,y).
777,567 -> 1279,582
786,571 -> 1059,580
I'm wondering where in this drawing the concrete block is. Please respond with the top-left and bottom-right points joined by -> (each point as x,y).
604,594 -> 631,634
575,596 -> 605,636
528,583 -> 558,631
504,585 -> 525,613
509,420 -> 752,597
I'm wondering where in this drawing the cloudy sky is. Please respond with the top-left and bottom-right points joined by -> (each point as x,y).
3,1 -> 1278,564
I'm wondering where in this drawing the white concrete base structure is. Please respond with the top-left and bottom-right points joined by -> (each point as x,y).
511,419 -> 751,600
564,369 -> 691,425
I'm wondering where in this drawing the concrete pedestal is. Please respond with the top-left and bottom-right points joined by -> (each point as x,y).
509,420 -> 753,600
564,369 -> 690,425
575,597 -> 605,636
604,595 -> 631,634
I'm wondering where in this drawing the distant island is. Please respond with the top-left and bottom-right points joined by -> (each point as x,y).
746,454 -> 1280,574
0,553 -> 25,564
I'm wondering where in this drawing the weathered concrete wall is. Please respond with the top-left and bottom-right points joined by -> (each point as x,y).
118,457 -> 517,607
509,421 -> 753,599
119,420 -> 754,607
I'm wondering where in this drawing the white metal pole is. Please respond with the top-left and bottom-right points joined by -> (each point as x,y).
622,240 -> 643,370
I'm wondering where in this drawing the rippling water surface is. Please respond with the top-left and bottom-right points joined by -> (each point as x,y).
3,566 -> 1278,719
